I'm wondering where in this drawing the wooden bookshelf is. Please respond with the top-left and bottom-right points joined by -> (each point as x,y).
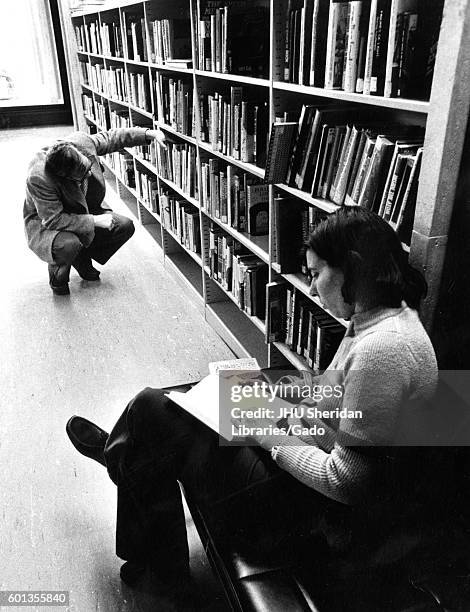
62,0 -> 470,371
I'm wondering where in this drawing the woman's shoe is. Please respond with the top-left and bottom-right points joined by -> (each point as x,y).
120,561 -> 146,587
66,415 -> 108,466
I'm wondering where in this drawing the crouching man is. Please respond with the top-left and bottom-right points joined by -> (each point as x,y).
23,127 -> 164,295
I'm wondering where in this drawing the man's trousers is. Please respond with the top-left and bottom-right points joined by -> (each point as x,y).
51,212 -> 135,268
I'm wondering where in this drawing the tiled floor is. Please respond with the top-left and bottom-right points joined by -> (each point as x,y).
0,125 -> 233,611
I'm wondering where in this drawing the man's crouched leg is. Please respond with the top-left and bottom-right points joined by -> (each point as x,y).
49,231 -> 82,295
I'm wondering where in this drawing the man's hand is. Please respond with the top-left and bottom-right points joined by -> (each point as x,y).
145,129 -> 167,148
94,213 -> 114,230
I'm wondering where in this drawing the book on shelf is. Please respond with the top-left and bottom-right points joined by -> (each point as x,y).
264,122 -> 298,184
324,1 -> 349,90
377,140 -> 422,217
164,58 -> 193,69
246,183 -> 269,236
266,281 -> 287,343
406,0 -> 444,100
394,147 -> 422,244
272,196 -> 307,273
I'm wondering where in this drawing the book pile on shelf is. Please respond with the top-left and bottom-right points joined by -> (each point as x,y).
201,159 -> 269,234
282,0 -> 444,100
272,195 -> 326,273
199,86 -> 268,168
82,94 -> 94,120
266,283 -> 345,370
196,1 -> 269,78
154,74 -> 194,136
160,193 -> 201,253
208,225 -> 268,318
148,18 -> 192,66
122,12 -> 148,62
156,141 -> 199,199
110,109 -> 130,129
127,72 -> 150,111
107,152 -> 135,188
135,168 -> 159,214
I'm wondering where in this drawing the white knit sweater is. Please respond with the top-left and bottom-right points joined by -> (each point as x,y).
273,302 -> 438,505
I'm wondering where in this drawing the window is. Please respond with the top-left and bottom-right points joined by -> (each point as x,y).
0,0 -> 64,107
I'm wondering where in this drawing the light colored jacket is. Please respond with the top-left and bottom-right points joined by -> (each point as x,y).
23,127 -> 148,263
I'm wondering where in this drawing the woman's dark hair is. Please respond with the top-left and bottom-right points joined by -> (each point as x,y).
45,142 -> 87,179
306,207 -> 427,309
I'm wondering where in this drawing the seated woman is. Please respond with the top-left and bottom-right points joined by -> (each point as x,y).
66,207 -> 437,596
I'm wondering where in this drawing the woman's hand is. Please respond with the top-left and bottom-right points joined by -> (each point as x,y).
231,413 -> 283,451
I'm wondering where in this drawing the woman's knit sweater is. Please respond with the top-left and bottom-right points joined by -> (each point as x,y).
273,302 -> 438,505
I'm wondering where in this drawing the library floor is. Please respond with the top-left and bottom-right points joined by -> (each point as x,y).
0,125 -> 234,611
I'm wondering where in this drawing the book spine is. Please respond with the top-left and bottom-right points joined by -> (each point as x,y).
384,0 -> 399,98
324,2 -> 339,89
343,1 -> 362,93
363,0 -> 378,95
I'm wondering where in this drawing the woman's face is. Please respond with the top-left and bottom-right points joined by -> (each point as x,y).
306,249 -> 355,320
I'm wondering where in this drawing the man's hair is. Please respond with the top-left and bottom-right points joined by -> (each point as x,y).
305,207 -> 427,310
44,142 -> 87,178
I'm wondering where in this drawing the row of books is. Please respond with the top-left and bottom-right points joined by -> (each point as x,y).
199,87 -> 268,168
105,151 -> 136,189
283,0 -> 443,100
122,13 -> 148,63
148,18 -> 192,65
128,72 -> 151,111
266,283 -> 345,371
75,20 -> 123,57
154,74 -> 194,136
208,225 -> 268,318
161,193 -> 201,253
196,2 -> 269,78
110,109 -> 131,129
81,62 -> 127,100
133,142 -> 157,167
200,159 -> 269,235
156,141 -> 199,200
135,167 -> 159,214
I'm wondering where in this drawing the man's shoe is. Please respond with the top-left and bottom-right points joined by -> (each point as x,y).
50,282 -> 70,295
120,561 -> 147,587
72,255 -> 100,281
48,263 -> 71,295
66,415 -> 108,466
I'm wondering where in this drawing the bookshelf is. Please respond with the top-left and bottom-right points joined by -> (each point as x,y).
61,0 -> 470,370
